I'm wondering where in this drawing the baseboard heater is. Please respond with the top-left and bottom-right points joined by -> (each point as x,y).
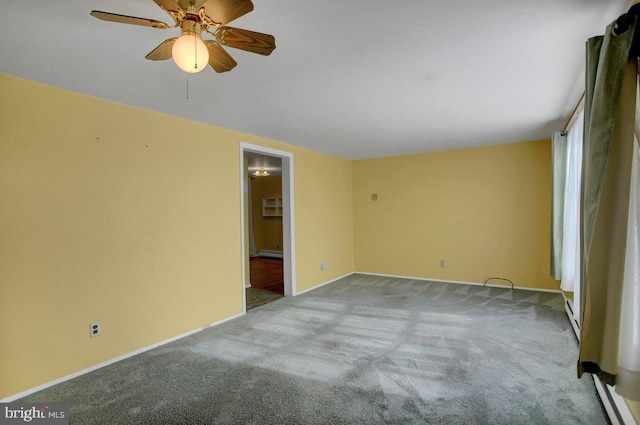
561,294 -> 636,425
259,250 -> 283,259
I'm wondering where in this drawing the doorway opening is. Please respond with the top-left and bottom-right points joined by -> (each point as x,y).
240,143 -> 295,312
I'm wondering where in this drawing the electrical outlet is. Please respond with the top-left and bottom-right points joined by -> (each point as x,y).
440,260 -> 445,268
321,262 -> 327,271
90,322 -> 100,338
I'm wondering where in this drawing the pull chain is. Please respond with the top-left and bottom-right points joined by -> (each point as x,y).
194,33 -> 198,71
188,35 -> 196,98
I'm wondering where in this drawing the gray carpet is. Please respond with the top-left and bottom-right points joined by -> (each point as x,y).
21,274 -> 607,424
246,287 -> 284,310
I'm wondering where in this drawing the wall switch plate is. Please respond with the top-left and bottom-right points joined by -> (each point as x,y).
90,322 -> 100,338
320,262 -> 327,271
440,260 -> 445,268
371,193 -> 378,201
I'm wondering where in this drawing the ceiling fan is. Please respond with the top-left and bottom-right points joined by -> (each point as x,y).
90,0 -> 275,74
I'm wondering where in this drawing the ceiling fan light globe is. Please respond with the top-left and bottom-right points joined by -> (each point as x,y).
172,33 -> 209,73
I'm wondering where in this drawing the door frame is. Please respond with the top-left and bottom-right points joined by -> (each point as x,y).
239,142 -> 296,312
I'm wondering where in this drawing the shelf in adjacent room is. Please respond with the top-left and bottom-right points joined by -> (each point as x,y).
262,197 -> 282,217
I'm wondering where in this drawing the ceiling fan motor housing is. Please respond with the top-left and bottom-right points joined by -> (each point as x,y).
181,16 -> 205,37
90,0 -> 275,73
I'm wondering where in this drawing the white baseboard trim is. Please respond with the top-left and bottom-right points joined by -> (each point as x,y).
295,272 -> 355,296
355,272 -> 562,293
1,312 -> 245,403
259,250 -> 283,259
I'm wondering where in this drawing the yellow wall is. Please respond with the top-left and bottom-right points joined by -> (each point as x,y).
250,176 -> 283,253
294,153 -> 355,290
0,74 -> 354,399
353,140 -> 559,290
0,73 -> 574,402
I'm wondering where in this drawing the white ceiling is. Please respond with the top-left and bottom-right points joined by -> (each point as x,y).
0,0 -> 632,160
247,152 -> 282,176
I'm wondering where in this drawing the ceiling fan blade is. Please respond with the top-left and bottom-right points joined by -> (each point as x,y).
145,38 -> 177,61
90,11 -> 169,29
200,0 -> 254,26
215,27 -> 275,56
204,41 -> 237,73
152,0 -> 186,21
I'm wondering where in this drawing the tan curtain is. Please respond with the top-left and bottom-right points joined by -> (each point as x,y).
577,13 -> 639,401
